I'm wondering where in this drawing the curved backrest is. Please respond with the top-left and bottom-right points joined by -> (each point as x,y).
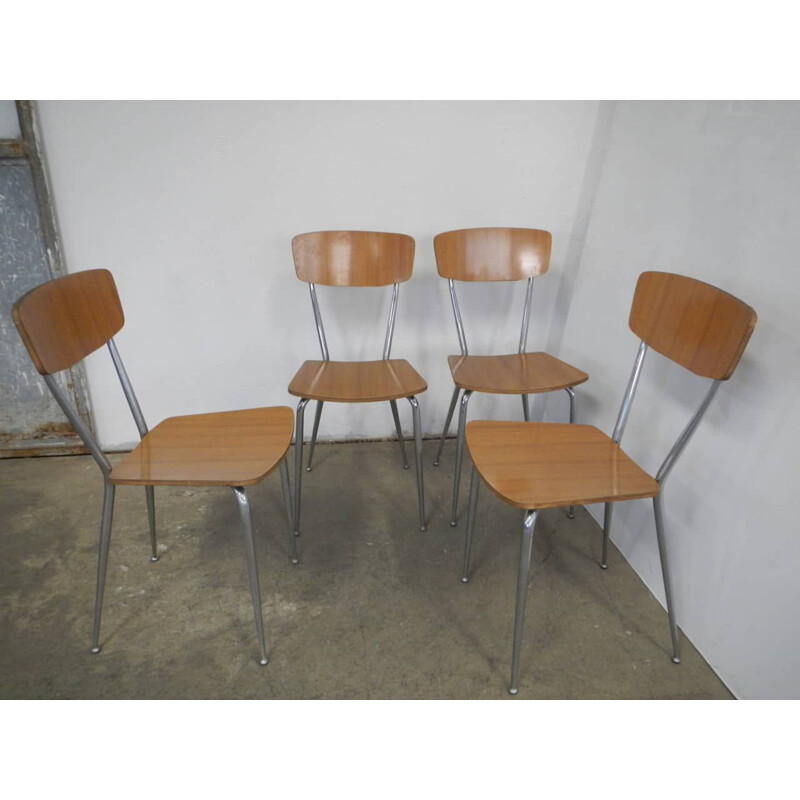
433,227 -> 552,282
629,271 -> 757,380
292,231 -> 415,287
12,269 -> 124,375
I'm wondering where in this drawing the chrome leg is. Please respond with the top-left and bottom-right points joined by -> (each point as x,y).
462,467 -> 480,582
306,401 -> 324,472
434,386 -> 460,467
566,388 -> 577,519
145,485 -> 158,561
232,487 -> 268,666
653,494 -> 681,664
90,480 -> 116,654
408,396 -> 426,531
280,460 -> 299,565
601,502 -> 613,569
450,389 -> 473,526
294,399 -> 309,536
389,400 -> 409,469
509,509 -> 538,695
522,394 -> 530,422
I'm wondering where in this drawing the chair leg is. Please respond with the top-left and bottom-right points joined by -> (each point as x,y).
294,398 -> 309,537
279,460 -> 299,565
408,396 -> 426,531
566,387 -> 577,519
462,467 -> 481,582
521,394 -> 530,421
450,389 -> 473,526
653,494 -> 681,664
601,502 -> 613,569
306,400 -> 324,472
433,386 -> 460,467
389,399 -> 409,469
145,485 -> 158,561
232,487 -> 269,666
90,480 -> 116,654
509,509 -> 538,695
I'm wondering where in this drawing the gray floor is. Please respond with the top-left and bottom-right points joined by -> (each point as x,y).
0,440 -> 732,699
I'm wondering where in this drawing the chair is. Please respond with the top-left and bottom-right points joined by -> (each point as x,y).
12,269 -> 296,665
432,227 -> 589,525
288,230 -> 428,533
461,271 -> 757,694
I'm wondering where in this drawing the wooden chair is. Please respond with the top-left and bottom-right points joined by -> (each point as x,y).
432,227 -> 589,525
12,269 -> 296,665
461,271 -> 757,694
288,231 -> 428,533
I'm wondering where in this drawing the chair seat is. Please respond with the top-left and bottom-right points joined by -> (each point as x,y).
110,407 -> 294,487
466,421 -> 659,510
288,359 -> 427,403
448,352 -> 588,394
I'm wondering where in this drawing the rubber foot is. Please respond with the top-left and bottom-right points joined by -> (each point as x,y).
450,520 -> 457,527
600,562 -> 608,570
508,687 -> 519,696
306,467 -> 312,472
90,646 -> 101,654
567,512 -> 575,520
420,526 -> 426,532
433,461 -> 439,467
259,658 -> 269,666
293,531 -> 300,537
291,557 -> 299,565
671,656 -> 681,665
403,464 -> 409,469
150,555 -> 159,562
461,577 -> 469,583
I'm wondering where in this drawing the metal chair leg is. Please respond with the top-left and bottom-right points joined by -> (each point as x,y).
462,467 -> 480,582
509,509 -> 538,695
566,387 -> 576,519
389,399 -> 409,469
90,480 -> 116,654
145,485 -> 158,561
450,389 -> 473,526
433,386 -> 460,467
408,396 -> 426,531
653,494 -> 681,664
522,394 -> 530,421
294,398 -> 309,536
279,460 -> 299,565
601,502 -> 613,569
306,400 -> 324,472
232,487 -> 268,665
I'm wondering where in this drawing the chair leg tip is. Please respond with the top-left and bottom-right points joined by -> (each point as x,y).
567,512 -> 575,519
508,687 -> 519,696
433,461 -> 439,467
403,464 -> 409,470
450,520 -> 457,528
461,576 -> 469,583
305,467 -> 312,473
259,658 -> 269,666
90,646 -> 101,654
150,555 -> 159,563
291,557 -> 299,565
420,526 -> 426,532
671,656 -> 681,665
600,562 -> 608,570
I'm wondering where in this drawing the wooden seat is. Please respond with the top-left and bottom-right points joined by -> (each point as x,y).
12,268 -> 296,666
288,359 -> 427,403
448,352 -> 588,395
461,271 -> 757,695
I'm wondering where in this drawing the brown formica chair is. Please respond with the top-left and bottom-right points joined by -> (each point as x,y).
288,231 -> 428,534
432,227 -> 589,526
461,271 -> 757,694
12,269 -> 296,665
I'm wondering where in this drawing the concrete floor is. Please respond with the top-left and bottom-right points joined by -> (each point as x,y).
0,440 -> 733,699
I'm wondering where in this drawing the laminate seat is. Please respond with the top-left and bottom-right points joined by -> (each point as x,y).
288,359 -> 427,404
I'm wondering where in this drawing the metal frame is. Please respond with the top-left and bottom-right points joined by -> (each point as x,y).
294,281 -> 426,533
42,337 -> 295,663
461,339 -> 726,693
435,277 -> 579,526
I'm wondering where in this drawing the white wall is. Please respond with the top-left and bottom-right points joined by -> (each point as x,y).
548,101 -> 800,699
37,101 -> 599,449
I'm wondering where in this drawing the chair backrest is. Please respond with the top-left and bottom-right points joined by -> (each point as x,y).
629,271 -> 757,381
12,269 -> 124,375
433,227 -> 552,282
292,231 -> 415,287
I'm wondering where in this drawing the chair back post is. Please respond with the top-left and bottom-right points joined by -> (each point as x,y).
448,279 -> 469,356
382,282 -> 400,360
308,282 -> 330,361
518,277 -> 534,354
612,340 -> 648,444
107,338 -> 149,438
42,373 -> 112,476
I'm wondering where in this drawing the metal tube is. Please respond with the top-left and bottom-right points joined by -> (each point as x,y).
565,387 -> 577,519
521,394 -> 530,422
309,283 -> 330,361
390,400 -> 409,469
462,467 -> 481,582
450,389 -> 473,526
145,486 -> 158,561
90,480 -> 115,653
509,509 -> 538,695
612,341 -> 648,444
433,386 -> 460,467
448,279 -> 468,356
306,400 -> 324,472
408,396 -> 426,531
232,487 -> 269,665
382,282 -> 399,360
294,398 -> 309,536
601,502 -> 613,569
518,277 -> 534,354
107,338 -> 148,438
653,494 -> 681,663
279,460 -> 299,565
